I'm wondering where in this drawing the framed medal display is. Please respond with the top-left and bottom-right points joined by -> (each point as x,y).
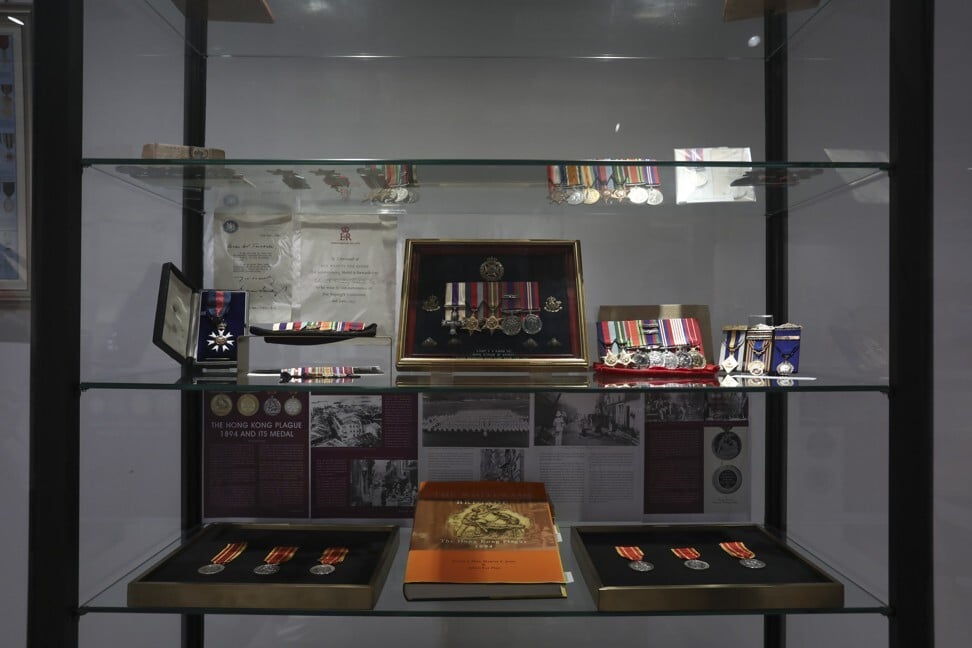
152,262 -> 249,370
396,239 -> 588,371
571,524 -> 843,612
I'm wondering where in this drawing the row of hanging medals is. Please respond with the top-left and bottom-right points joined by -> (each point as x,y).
547,163 -> 664,206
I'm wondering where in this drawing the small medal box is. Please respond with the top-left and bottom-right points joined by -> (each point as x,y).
771,323 -> 803,376
152,262 -> 249,370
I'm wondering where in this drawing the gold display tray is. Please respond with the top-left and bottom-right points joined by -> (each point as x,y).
128,523 -> 398,611
571,524 -> 843,612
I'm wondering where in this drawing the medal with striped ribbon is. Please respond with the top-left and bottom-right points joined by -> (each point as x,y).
615,545 -> 654,572
197,542 -> 247,575
310,546 -> 349,575
254,546 -> 299,575
719,541 -> 766,569
671,546 -> 710,570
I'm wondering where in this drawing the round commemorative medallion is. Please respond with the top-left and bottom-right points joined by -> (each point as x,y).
711,430 -> 742,461
747,359 -> 765,376
210,394 -> 233,417
689,348 -> 706,368
522,313 -> 543,335
394,187 -> 410,203
501,315 -> 522,336
740,558 -> 766,569
310,564 -> 336,576
263,395 -> 282,416
713,465 -> 743,494
776,360 -> 794,376
645,187 -> 664,205
197,563 -> 225,575
253,564 -> 280,576
566,188 -> 585,205
284,396 -> 303,417
684,559 -> 710,571
237,394 -> 260,417
628,560 -> 654,572
647,350 -> 664,367
626,186 -> 649,204
583,187 -> 601,205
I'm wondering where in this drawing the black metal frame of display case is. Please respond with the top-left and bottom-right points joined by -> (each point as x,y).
27,1 -> 934,647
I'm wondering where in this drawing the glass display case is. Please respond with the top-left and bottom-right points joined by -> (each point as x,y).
28,1 -> 933,647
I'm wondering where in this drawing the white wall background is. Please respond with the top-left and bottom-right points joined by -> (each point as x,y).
0,0 -> 968,646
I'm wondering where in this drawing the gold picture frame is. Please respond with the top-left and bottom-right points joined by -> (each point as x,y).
396,239 -> 588,371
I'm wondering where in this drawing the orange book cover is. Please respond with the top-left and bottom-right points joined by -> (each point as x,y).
403,481 -> 566,600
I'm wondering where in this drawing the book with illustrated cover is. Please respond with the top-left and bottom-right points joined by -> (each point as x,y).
403,481 -> 566,600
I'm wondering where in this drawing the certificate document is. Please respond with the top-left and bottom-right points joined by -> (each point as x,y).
212,211 -> 294,323
296,214 -> 397,335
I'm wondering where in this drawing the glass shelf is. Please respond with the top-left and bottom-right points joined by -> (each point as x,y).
139,0 -> 838,62
79,520 -> 888,617
79,369 -> 890,394
82,159 -> 889,218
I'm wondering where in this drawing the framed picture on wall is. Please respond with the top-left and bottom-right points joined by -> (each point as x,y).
396,239 -> 588,371
0,6 -> 30,300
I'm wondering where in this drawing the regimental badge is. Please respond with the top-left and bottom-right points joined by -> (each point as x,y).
421,295 -> 442,312
543,296 -> 563,313
479,256 -> 504,281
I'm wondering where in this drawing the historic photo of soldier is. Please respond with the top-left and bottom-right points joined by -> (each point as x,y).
480,448 -> 524,482
534,392 -> 641,446
421,393 -> 530,448
349,458 -> 419,507
310,394 -> 383,448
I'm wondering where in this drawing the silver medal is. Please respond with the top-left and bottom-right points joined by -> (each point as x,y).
628,560 -> 654,572
627,186 -> 649,204
645,187 -> 664,205
253,563 -> 280,575
740,558 -> 766,569
684,559 -> 710,571
776,360 -> 794,376
522,313 -> 542,335
310,564 -> 336,576
197,563 -> 225,575
501,315 -> 522,336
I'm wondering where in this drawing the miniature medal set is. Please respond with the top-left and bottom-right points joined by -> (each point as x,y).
547,163 -> 664,206
593,317 -> 718,377
719,322 -> 803,376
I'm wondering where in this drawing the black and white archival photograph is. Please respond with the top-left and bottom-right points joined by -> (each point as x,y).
705,392 -> 749,422
535,392 -> 641,446
310,394 -> 383,448
421,393 -> 530,448
349,459 -> 419,507
479,448 -> 524,482
645,392 -> 707,422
